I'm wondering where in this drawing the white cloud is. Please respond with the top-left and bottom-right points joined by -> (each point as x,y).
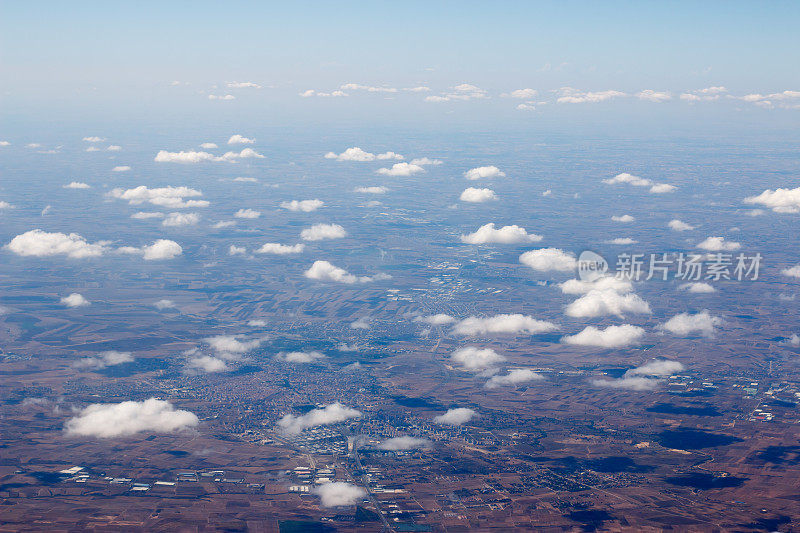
131,211 -> 164,219
143,240 -> 182,260
451,346 -> 506,372
603,172 -> 675,194
313,482 -> 366,507
109,185 -> 209,209
519,248 -> 576,272
565,290 -> 651,317
162,212 -> 200,227
208,94 -> 235,100
737,90 -> 800,109
0,200 -> 13,208
277,351 -> 326,363
6,230 -> 107,258
256,242 -> 305,254
229,245 -> 246,256
227,134 -> 254,144
74,351 -> 133,370
277,403 -> 361,435
186,355 -> 229,373
154,299 -> 176,310
744,187 -> 800,214
561,324 -> 645,348
280,199 -> 324,212
650,183 -> 677,193
409,157 -> 442,166
378,436 -> 430,451
303,260 -> 386,283
669,219 -> 695,231
340,83 -> 398,93
637,90 -> 672,102
697,236 -> 740,251
557,88 -> 626,104
452,314 -> 557,336
64,398 -> 199,438
121,240 -> 183,260
592,376 -> 660,391
82,136 -> 105,142
604,173 -> 650,186
627,359 -> 685,377
205,335 -> 261,355
680,86 -> 728,102
350,317 -> 370,329
464,166 -> 505,180
460,187 -> 497,203
376,162 -> 424,176
559,276 -> 633,295
234,208 -> 261,219
592,359 -> 685,390
0,141 -> 9,146
679,282 -> 716,293
324,147 -> 403,161
506,88 -> 538,99
154,148 -> 263,163
433,408 -> 476,426
247,319 -> 267,327
354,186 -> 389,194
660,310 -> 722,337
299,89 -> 348,97
782,334 -> 800,347
426,83 -> 488,102
200,142 -> 218,149
64,181 -> 91,189
612,215 -> 635,223
227,81 -> 262,89
301,223 -> 347,241
107,145 -> 121,151
233,177 -> 258,182
61,293 -> 90,307
607,237 -> 637,245
111,166 -> 131,172
485,368 -> 544,389
460,223 -> 542,244
782,265 -> 800,278
414,314 -> 456,326
213,220 -> 236,229
154,150 -> 218,163
219,148 -> 265,160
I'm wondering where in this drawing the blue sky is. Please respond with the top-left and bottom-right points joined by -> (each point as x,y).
2,1 -> 800,130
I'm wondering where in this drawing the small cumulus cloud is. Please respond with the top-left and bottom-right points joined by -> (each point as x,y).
519,248 -> 576,272
64,398 -> 199,438
376,162 -> 424,176
485,368 -> 544,389
451,346 -> 506,372
301,223 -> 347,241
452,314 -> 557,336
659,310 -> 722,337
561,324 -> 645,348
280,199 -> 324,212
464,166 -> 505,180
460,187 -> 497,203
313,482 -> 366,507
460,223 -> 542,244
433,408 -> 476,426
277,403 -> 361,435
